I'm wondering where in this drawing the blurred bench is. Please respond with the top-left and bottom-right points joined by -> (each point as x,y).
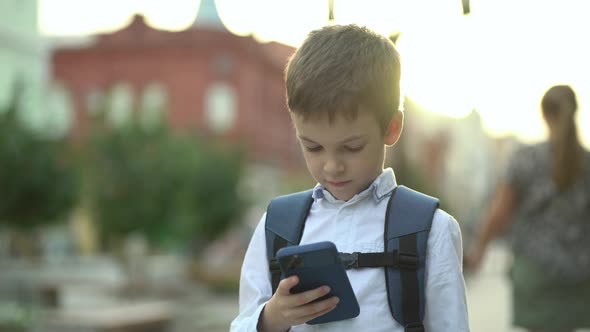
36,278 -> 123,308
43,301 -> 174,332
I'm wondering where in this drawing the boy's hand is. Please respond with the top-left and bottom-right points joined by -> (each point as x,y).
258,276 -> 340,332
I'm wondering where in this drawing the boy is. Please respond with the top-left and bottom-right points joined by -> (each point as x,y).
231,24 -> 469,332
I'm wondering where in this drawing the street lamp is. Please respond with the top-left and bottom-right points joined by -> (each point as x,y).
462,0 -> 470,15
328,0 -> 335,22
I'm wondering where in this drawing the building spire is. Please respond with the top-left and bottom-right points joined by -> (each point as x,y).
192,0 -> 227,31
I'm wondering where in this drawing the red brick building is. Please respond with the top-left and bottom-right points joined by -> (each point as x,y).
51,0 -> 302,169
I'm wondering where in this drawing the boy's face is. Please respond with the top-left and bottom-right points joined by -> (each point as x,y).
292,110 -> 403,201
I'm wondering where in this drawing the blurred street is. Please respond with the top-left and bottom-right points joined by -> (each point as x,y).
465,242 -> 521,332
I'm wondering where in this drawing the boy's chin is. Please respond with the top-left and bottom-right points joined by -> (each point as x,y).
323,179 -> 377,201
325,186 -> 355,201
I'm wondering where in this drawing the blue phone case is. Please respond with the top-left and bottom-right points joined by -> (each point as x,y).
276,241 -> 360,325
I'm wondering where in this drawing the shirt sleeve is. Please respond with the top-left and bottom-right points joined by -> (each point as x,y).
424,210 -> 470,332
230,213 -> 273,332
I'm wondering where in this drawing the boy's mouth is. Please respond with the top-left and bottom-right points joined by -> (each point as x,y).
326,180 -> 351,187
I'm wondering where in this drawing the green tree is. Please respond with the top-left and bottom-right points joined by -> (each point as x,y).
86,120 -> 245,253
0,91 -> 79,255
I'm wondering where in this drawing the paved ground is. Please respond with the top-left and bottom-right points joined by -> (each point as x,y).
174,284 -> 238,332
464,243 -> 522,332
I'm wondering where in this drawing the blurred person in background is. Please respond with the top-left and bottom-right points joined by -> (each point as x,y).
467,85 -> 590,332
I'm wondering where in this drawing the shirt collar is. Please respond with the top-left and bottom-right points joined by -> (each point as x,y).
312,168 -> 397,203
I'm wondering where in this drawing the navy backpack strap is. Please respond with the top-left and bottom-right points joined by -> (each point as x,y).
385,185 -> 439,332
265,190 -> 314,293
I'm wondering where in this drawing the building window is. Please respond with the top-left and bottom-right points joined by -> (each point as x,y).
45,83 -> 73,138
86,88 -> 105,115
108,83 -> 133,128
140,82 -> 167,130
205,81 -> 237,134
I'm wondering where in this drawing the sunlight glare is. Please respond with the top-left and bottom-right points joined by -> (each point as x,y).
138,0 -> 200,31
39,0 -> 134,35
396,0 -> 475,118
217,0 -> 327,47
334,0 -> 405,37
39,0 -> 200,35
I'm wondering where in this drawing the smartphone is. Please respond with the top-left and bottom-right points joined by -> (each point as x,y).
276,241 -> 360,325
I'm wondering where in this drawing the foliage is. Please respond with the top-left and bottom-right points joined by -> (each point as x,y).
388,144 -> 453,216
0,94 -> 79,230
86,120 -> 245,250
279,171 -> 315,196
0,302 -> 31,331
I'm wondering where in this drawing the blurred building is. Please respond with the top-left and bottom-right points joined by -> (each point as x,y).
0,0 -> 72,138
390,99 -> 518,237
50,0 -> 301,170
0,0 -> 44,125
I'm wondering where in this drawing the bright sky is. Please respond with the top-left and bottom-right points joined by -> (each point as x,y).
38,0 -> 590,147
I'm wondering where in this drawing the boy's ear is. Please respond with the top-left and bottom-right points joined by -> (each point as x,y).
383,111 -> 404,146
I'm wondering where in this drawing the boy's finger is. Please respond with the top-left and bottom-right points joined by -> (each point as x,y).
294,286 -> 331,306
293,296 -> 340,322
276,276 -> 299,295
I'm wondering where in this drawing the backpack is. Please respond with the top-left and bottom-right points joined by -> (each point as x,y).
265,185 -> 439,332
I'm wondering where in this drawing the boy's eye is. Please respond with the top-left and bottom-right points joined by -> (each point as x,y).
345,145 -> 364,152
304,145 -> 323,152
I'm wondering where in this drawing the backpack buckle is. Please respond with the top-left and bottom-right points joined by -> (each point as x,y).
339,252 -> 360,269
404,322 -> 424,332
396,251 -> 419,270
269,257 -> 281,273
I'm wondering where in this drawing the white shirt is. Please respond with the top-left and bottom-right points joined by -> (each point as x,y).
231,168 -> 470,332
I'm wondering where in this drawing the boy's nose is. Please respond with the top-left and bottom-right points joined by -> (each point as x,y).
323,157 -> 344,174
